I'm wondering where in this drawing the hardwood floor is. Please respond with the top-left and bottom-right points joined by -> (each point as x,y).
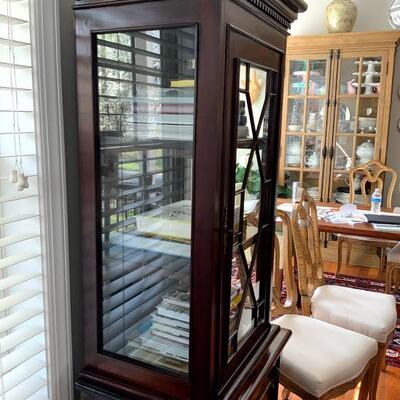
278,261 -> 400,400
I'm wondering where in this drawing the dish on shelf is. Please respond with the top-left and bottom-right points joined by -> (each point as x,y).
287,124 -> 303,131
358,117 -> 377,131
306,187 -> 319,200
351,82 -> 380,88
354,60 -> 382,66
292,70 -> 320,77
352,71 -> 381,77
334,192 -> 364,204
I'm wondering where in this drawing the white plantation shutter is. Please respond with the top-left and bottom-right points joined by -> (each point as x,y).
0,1 -> 48,399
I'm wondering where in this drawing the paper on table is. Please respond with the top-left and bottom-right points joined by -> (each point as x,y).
321,203 -> 368,225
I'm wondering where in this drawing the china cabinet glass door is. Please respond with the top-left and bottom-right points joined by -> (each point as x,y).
228,59 -> 278,356
281,55 -> 332,201
329,52 -> 387,203
95,26 -> 197,374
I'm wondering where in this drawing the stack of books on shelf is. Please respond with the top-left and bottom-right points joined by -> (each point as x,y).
126,282 -> 190,372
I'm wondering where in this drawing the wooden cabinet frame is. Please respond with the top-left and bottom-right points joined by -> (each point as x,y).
279,31 -> 400,202
73,0 -> 306,399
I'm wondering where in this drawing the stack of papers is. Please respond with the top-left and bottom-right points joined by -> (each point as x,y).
371,224 -> 400,232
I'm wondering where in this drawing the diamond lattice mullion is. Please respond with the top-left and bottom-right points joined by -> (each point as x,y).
235,236 -> 261,329
255,144 -> 265,183
245,91 -> 257,140
255,93 -> 270,137
241,148 -> 256,192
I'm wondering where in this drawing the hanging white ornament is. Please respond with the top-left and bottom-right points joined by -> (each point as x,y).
23,175 -> 29,189
9,169 -> 18,183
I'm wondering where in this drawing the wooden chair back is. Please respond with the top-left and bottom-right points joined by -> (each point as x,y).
291,189 -> 324,316
271,210 -> 298,318
349,160 -> 397,208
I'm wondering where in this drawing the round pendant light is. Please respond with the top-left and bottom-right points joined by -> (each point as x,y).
389,0 -> 400,29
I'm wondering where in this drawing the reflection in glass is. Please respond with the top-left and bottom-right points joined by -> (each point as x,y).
97,26 -> 197,374
287,99 -> 304,132
306,99 -> 324,133
285,136 -> 302,167
309,59 -> 327,96
339,58 -> 360,95
358,97 -> 378,134
337,98 -> 356,133
335,136 -> 354,170
360,57 -> 382,95
289,60 -> 307,96
303,171 -> 320,200
304,136 -> 321,169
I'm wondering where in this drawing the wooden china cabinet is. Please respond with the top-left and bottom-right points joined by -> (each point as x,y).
278,31 -> 400,203
73,0 -> 306,399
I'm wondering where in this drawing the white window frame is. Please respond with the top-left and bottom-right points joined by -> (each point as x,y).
30,0 -> 73,399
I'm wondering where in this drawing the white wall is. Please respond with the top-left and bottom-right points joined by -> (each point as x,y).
291,0 -> 393,35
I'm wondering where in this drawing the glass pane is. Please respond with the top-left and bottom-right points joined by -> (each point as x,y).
335,135 -> 354,170
229,61 -> 274,355
337,98 -> 356,133
304,171 -> 320,200
238,92 -> 252,139
284,170 -> 301,189
306,99 -> 325,133
285,136 -> 302,168
355,138 -> 375,166
339,58 -> 360,95
304,136 -> 322,169
249,66 -> 268,128
97,26 -> 197,374
239,63 -> 247,90
309,59 -> 327,96
360,57 -> 382,95
288,60 -> 307,96
358,98 -> 378,134
332,172 -> 350,204
287,98 -> 304,132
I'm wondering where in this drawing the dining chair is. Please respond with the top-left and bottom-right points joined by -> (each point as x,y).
386,241 -> 400,294
336,160 -> 398,275
271,210 -> 378,400
291,189 -> 397,400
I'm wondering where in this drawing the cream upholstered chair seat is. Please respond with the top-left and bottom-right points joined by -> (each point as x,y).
273,315 -> 378,399
311,285 -> 397,344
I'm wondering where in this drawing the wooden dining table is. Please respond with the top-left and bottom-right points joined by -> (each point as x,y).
276,198 -> 400,241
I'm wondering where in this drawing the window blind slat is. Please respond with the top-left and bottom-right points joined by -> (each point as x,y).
0,325 -> 44,354
0,253 -> 40,269
0,213 -> 38,225
4,357 -> 46,393
0,192 -> 37,203
0,232 -> 39,247
0,309 -> 42,334
4,375 -> 47,400
2,342 -> 45,373
0,289 -> 41,312
0,271 -> 40,290
0,14 -> 28,25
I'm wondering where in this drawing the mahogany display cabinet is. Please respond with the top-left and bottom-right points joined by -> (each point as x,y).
73,0 -> 306,399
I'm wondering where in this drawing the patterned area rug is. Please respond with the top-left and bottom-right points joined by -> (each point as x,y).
324,273 -> 400,369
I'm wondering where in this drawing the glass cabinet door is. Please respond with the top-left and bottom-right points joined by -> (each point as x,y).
330,53 -> 386,203
281,56 -> 331,201
95,26 -> 197,374
228,61 -> 278,355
